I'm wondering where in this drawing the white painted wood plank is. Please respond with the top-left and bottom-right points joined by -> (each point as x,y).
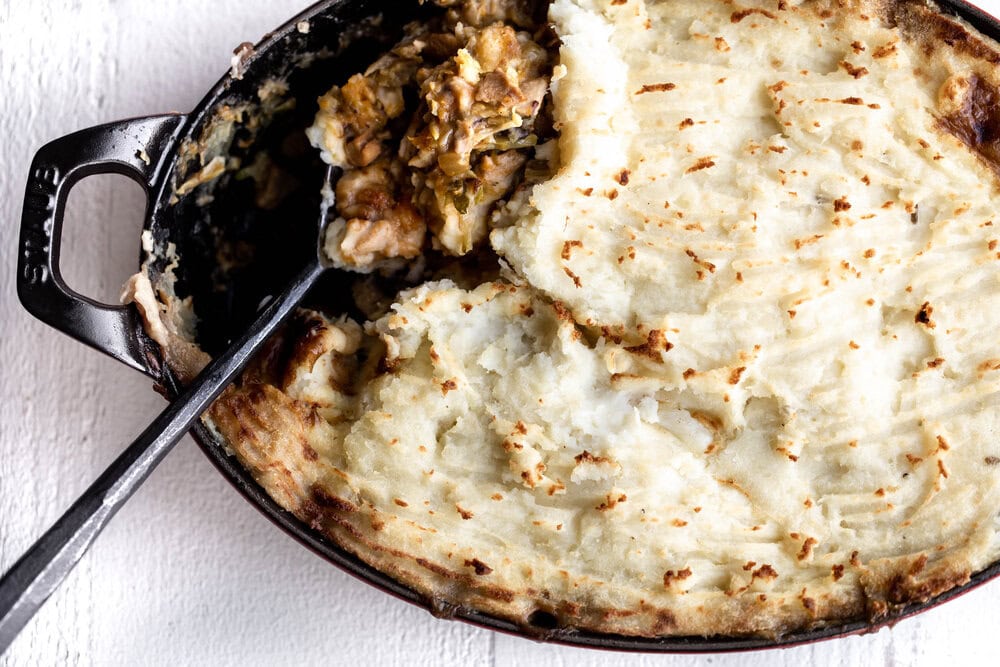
2,1 -> 1000,665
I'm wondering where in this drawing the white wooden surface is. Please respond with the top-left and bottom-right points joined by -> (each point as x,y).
2,1 -> 1000,664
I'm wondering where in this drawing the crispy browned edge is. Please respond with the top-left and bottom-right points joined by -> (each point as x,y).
881,0 -> 1000,177
183,0 -> 1000,640
880,0 -> 1000,67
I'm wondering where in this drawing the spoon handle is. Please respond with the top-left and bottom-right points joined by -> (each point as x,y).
0,260 -> 325,653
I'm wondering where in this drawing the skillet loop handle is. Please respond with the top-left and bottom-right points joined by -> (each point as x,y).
17,114 -> 187,378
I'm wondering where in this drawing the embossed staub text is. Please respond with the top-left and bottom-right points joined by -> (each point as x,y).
21,165 -> 60,286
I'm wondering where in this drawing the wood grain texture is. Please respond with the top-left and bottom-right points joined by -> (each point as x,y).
1,0 -> 998,664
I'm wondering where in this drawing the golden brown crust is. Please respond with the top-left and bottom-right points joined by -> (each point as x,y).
884,0 -> 1000,65
884,0 -> 1000,178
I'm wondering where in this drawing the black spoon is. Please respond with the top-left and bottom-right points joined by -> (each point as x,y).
0,168 -> 338,653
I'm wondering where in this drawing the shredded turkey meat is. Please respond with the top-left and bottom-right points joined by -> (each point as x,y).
332,160 -> 426,266
306,0 -> 555,267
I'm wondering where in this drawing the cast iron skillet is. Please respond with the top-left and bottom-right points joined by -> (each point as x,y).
15,0 -> 1000,652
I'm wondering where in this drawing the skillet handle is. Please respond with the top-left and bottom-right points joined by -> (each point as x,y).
17,114 -> 187,377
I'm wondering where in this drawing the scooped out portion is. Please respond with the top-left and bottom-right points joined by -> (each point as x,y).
206,0 -> 1000,639
307,0 -> 555,266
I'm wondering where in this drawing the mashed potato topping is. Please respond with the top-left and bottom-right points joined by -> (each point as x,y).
207,0 -> 1000,637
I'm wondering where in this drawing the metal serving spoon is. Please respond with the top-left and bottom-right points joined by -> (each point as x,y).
0,168 -> 338,652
